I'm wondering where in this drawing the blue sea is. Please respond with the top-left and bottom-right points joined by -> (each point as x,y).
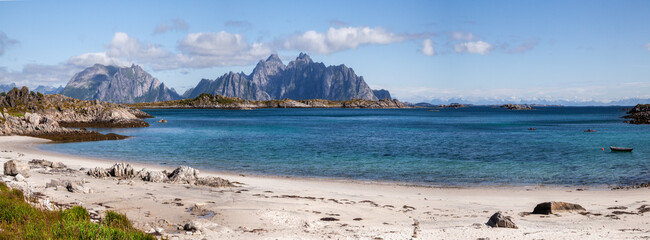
39,107 -> 650,187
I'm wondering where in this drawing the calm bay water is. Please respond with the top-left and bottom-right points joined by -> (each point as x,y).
40,107 -> 650,187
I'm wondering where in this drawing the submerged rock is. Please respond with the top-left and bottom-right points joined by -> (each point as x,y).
486,212 -> 517,228
168,166 -> 200,184
532,201 -> 586,214
4,160 -> 30,177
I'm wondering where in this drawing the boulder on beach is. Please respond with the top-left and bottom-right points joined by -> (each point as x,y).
4,160 -> 30,177
196,176 -> 234,187
109,163 -> 136,178
137,168 -> 168,183
532,201 -> 586,214
87,167 -> 110,178
29,159 -> 67,169
486,212 -> 517,229
168,166 -> 200,184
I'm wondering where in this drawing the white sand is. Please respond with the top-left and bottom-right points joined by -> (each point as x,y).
1,136 -> 649,239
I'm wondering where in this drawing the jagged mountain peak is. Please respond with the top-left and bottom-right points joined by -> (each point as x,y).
62,64 -> 180,103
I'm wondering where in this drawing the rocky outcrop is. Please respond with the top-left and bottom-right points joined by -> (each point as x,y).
186,53 -> 380,101
0,87 -> 150,141
623,104 -> 650,124
29,159 -> 67,169
486,212 -> 517,228
4,160 -> 30,177
532,201 -> 586,214
86,163 -> 233,187
61,64 -> 181,103
168,166 -> 200,184
501,103 -> 533,110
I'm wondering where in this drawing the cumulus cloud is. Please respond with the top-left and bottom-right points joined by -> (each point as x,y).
454,41 -> 493,55
107,32 -> 171,61
67,52 -> 129,68
175,31 -> 272,67
421,39 -> 435,56
153,19 -> 189,35
0,32 -> 18,56
283,27 -> 409,54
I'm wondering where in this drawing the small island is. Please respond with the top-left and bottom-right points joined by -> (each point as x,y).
500,103 -> 533,110
128,93 -> 411,110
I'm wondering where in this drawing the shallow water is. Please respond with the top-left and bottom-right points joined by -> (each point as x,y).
40,107 -> 650,187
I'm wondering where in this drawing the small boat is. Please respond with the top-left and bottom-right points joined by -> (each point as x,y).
528,128 -> 536,130
610,146 -> 633,152
158,119 -> 167,123
584,129 -> 596,132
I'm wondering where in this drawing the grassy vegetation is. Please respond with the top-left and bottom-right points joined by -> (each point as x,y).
0,181 -> 154,240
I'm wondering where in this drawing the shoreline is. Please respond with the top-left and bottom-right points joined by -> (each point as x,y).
2,136 -> 650,239
33,138 -> 617,191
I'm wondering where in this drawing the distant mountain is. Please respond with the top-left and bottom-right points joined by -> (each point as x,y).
0,83 -> 17,93
425,97 -> 648,106
61,64 -> 181,103
33,85 -> 63,95
373,89 -> 392,100
186,53 -> 381,101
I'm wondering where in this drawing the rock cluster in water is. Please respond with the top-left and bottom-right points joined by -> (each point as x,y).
623,104 -> 650,124
500,103 -> 533,110
0,87 -> 150,141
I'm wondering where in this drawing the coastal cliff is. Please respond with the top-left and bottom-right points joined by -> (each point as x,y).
128,93 -> 410,110
0,87 -> 151,141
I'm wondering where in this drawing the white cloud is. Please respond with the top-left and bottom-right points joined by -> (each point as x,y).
421,39 -> 435,56
454,41 -> 493,55
451,31 -> 474,41
67,52 -> 128,68
283,27 -> 408,54
153,19 -> 189,35
107,32 -> 170,60
175,31 -> 272,68
0,32 -> 18,56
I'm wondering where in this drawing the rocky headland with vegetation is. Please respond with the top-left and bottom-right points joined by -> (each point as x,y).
0,87 -> 151,142
623,104 -> 650,124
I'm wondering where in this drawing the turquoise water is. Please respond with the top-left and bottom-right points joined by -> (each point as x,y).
40,107 -> 650,187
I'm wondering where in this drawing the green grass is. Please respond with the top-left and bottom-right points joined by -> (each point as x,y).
0,181 -> 154,240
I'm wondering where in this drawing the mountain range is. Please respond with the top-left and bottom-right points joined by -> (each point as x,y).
1,83 -> 63,95
184,53 -> 383,101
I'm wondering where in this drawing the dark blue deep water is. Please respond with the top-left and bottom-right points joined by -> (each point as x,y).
40,107 -> 650,187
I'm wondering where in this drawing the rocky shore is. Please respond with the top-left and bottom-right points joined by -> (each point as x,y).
0,87 -> 151,141
622,104 -> 650,124
128,93 -> 411,110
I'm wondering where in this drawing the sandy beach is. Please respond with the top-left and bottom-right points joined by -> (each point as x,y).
0,136 -> 649,239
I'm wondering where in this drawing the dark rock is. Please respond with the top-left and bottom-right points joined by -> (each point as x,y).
373,89 -> 392,100
623,104 -> 650,124
320,217 -> 340,221
486,212 -> 517,228
532,201 -> 586,214
500,103 -> 532,110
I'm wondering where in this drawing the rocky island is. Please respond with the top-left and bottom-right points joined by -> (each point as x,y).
0,87 -> 151,142
622,104 -> 650,124
500,103 -> 533,110
128,93 -> 410,110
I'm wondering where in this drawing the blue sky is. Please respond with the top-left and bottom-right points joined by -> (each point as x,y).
1,0 -> 649,103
